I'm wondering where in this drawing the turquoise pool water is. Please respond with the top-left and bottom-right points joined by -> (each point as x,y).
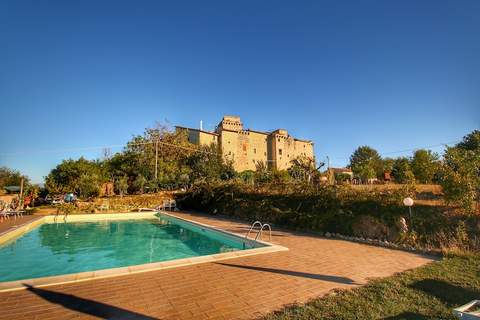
0,214 -> 259,282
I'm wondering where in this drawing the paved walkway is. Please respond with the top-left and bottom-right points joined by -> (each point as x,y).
0,214 -> 39,235
0,211 -> 434,320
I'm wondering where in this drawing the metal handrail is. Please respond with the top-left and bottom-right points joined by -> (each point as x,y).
245,221 -> 263,240
255,223 -> 272,241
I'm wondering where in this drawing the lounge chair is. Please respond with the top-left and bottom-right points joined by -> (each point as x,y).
0,203 -> 24,221
0,202 -> 8,222
99,201 -> 110,211
157,199 -> 176,211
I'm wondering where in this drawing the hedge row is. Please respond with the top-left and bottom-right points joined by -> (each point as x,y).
176,183 -> 479,251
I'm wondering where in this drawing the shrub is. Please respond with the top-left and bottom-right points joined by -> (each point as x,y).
176,182 -> 480,251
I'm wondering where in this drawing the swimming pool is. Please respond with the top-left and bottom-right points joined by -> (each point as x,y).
0,212 -> 278,285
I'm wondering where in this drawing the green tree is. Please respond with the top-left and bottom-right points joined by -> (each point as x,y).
456,129 -> 480,151
382,158 -> 395,173
411,149 -> 440,184
45,158 -> 106,195
77,173 -> 101,198
124,123 -> 194,186
133,174 -> 147,194
392,157 -> 415,184
0,167 -> 29,189
115,175 -> 129,197
254,161 -> 271,183
349,146 -> 383,181
237,170 -> 255,185
439,131 -> 480,213
335,173 -> 351,184
186,144 -> 235,183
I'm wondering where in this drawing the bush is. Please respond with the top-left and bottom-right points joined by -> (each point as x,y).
176,182 -> 480,251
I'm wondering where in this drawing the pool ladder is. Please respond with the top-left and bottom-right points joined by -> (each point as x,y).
245,221 -> 272,242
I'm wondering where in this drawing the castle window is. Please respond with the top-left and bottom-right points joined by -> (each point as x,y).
279,149 -> 282,155
228,151 -> 231,155
264,152 -> 266,156
243,145 -> 246,152
253,148 -> 256,154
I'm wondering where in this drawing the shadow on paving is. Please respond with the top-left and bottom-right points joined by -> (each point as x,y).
216,262 -> 358,284
410,279 -> 479,306
23,284 -> 159,320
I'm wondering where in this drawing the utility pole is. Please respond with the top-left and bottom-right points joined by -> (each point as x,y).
154,139 -> 158,180
19,177 -> 24,210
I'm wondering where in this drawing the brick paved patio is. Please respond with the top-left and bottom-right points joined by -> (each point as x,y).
0,211 -> 435,320
0,214 -> 39,235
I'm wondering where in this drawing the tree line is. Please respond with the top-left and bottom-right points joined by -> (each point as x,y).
348,130 -> 479,212
2,126 -> 478,213
349,147 -> 440,184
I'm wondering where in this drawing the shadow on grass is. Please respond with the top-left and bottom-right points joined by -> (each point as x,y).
216,262 -> 358,284
410,279 -> 479,306
382,311 -> 429,319
24,284 -> 158,320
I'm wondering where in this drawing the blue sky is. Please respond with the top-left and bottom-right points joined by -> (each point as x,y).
0,0 -> 479,183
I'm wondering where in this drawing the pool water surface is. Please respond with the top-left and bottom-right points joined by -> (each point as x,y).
0,214 -> 260,282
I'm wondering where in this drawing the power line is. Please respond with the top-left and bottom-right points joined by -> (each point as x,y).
0,136 -> 462,161
0,138 -> 219,157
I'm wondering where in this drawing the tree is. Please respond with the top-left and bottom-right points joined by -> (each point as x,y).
45,158 -> 106,195
133,174 -> 147,194
115,175 -> 129,197
392,157 -> 415,184
456,130 -> 480,151
237,170 -> 255,185
411,149 -> 440,184
349,146 -> 383,181
186,144 -> 235,183
439,131 -> 480,213
124,123 -> 194,186
288,156 -> 322,183
335,173 -> 351,184
254,161 -> 271,183
77,173 -> 101,198
0,167 -> 29,189
382,158 -> 395,173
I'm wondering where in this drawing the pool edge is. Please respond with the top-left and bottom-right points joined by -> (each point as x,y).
0,211 -> 288,292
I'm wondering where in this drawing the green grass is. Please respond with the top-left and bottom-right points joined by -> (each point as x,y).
263,253 -> 480,320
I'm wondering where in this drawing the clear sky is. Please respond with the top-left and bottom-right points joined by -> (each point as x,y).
0,0 -> 479,183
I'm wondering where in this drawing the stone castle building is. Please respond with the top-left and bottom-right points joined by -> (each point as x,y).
176,116 -> 314,172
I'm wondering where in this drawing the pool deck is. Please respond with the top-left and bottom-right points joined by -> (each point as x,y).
0,215 -> 41,236
0,211 -> 435,320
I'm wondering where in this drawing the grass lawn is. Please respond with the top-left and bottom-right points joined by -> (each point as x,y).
263,253 -> 480,320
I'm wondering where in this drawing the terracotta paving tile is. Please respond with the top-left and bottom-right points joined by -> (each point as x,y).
0,211 -> 435,319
